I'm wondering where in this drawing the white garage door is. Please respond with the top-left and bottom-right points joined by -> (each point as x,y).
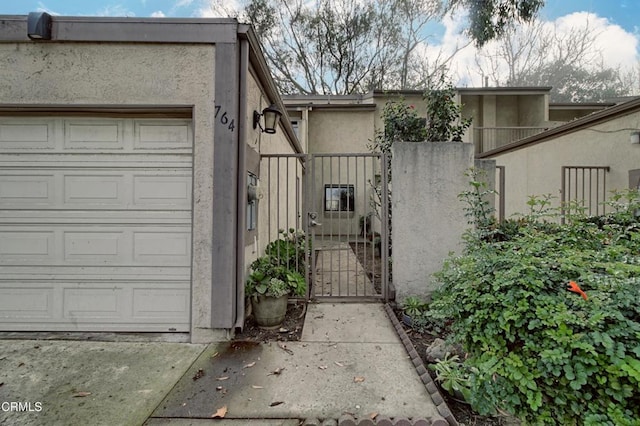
0,117 -> 192,332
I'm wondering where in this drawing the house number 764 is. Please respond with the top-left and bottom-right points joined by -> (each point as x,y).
214,104 -> 235,132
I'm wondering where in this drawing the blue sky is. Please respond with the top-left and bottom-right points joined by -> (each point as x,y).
3,1 -> 639,87
1,1 -> 638,34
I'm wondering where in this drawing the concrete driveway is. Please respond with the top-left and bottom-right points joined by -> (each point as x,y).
0,340 -> 205,426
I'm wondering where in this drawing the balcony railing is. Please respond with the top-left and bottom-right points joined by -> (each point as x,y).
474,127 -> 548,154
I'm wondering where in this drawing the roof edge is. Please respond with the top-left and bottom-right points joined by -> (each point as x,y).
478,97 -> 640,158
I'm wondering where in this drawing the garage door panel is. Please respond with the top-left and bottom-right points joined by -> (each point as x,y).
1,226 -> 190,267
0,210 -> 191,225
0,117 -> 193,332
0,231 -> 55,262
133,174 -> 192,206
133,231 -> 191,264
132,287 -> 190,320
64,287 -> 124,320
0,170 -> 191,210
0,174 -> 55,205
64,175 -> 125,205
0,122 -> 53,149
0,266 -> 191,280
135,122 -> 191,150
0,281 -> 190,331
0,286 -> 54,319
64,231 -> 125,261
65,120 -> 124,149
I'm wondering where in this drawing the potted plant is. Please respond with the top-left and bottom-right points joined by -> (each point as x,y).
246,230 -> 307,328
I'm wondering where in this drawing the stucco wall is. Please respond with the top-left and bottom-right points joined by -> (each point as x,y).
308,109 -> 378,235
392,142 -> 476,299
243,70 -> 303,262
491,111 -> 640,217
0,42 -> 218,340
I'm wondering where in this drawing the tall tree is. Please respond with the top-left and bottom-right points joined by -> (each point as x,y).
473,19 -> 630,102
209,0 -> 547,94
210,0 -> 450,94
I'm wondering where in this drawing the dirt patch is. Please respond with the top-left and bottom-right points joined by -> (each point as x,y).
234,302 -> 306,342
349,241 -> 382,293
393,307 -> 513,426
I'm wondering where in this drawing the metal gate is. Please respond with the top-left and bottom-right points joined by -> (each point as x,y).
259,153 -> 389,301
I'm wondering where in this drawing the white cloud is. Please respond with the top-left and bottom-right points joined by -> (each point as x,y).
421,10 -> 639,87
556,12 -> 638,70
96,5 -> 135,17
151,11 -> 166,18
36,2 -> 60,15
197,0 -> 241,17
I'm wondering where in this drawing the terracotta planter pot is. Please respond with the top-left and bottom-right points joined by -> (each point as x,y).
251,294 -> 288,329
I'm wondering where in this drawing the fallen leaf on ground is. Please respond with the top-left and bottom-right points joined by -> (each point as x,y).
270,401 -> 284,407
369,412 -> 378,420
72,392 -> 91,397
278,327 -> 289,333
192,369 -> 205,381
251,385 -> 264,389
211,405 -> 227,418
17,362 -> 24,368
354,376 -> 365,383
268,367 -> 285,376
334,361 -> 344,367
277,342 -> 293,355
216,376 -> 230,381
318,365 -> 328,370
243,362 -> 256,368
210,352 -> 219,358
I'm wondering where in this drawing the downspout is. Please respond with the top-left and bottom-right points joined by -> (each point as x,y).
234,36 -> 249,330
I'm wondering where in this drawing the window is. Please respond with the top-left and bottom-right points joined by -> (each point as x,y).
247,173 -> 258,230
324,184 -> 355,212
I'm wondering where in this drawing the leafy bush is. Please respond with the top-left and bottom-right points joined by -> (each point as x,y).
429,186 -> 640,425
429,353 -> 475,403
246,229 -> 307,299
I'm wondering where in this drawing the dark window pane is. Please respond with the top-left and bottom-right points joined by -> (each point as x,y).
324,185 -> 354,212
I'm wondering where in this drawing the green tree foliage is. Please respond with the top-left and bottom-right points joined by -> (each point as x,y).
519,62 -> 628,103
446,0 -> 544,46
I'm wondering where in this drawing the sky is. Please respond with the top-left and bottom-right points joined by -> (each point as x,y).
3,1 -> 639,88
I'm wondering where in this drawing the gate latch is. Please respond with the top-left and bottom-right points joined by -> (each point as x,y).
308,212 -> 322,227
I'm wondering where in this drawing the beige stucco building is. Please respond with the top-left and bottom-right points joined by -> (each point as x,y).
478,98 -> 640,218
1,12 -> 636,339
0,14 -> 301,342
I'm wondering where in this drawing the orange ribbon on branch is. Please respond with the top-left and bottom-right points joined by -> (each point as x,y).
567,281 -> 588,300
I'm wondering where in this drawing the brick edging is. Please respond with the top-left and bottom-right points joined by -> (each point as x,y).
384,303 -> 459,426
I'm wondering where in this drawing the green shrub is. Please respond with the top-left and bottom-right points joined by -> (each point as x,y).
246,229 -> 307,299
430,188 -> 640,424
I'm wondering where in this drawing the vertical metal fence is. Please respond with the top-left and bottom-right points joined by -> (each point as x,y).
561,166 -> 610,221
259,153 -> 389,302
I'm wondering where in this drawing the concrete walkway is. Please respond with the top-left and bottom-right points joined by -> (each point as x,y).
0,304 -> 446,425
314,239 -> 379,297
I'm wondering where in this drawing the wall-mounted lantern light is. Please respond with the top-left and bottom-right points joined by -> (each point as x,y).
27,12 -> 52,40
253,104 -> 282,134
630,131 -> 640,145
